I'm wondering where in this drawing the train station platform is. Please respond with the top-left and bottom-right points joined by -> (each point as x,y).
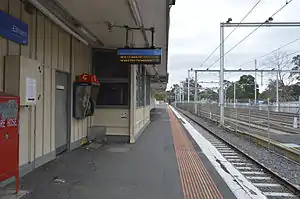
1,105 -> 245,199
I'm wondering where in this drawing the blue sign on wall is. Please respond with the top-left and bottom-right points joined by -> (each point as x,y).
0,10 -> 28,45
117,48 -> 162,64
117,48 -> 162,56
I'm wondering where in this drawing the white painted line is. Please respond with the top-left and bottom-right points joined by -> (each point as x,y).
247,176 -> 271,180
227,158 -> 247,162
241,171 -> 265,175
221,152 -> 236,156
226,157 -> 242,160
215,146 -> 228,148
170,107 -> 266,199
214,146 -> 226,148
232,162 -> 252,166
253,183 -> 281,187
221,151 -> 238,154
223,155 -> 240,158
218,149 -> 235,152
217,149 -> 232,151
263,192 -> 295,197
235,167 -> 253,170
216,147 -> 232,150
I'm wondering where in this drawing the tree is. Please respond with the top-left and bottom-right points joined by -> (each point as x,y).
167,79 -> 202,103
259,54 -> 300,102
265,51 -> 291,83
199,88 -> 218,101
288,84 -> 300,100
170,84 -> 179,93
179,78 -> 202,101
262,51 -> 294,102
260,79 -> 300,102
260,79 -> 279,102
168,84 -> 180,103
225,75 -> 259,101
154,92 -> 167,101
290,54 -> 300,82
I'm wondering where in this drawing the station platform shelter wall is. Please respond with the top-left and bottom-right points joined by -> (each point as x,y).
0,0 -> 156,181
0,0 -> 91,177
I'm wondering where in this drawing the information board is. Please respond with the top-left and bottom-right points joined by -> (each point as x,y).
117,48 -> 162,64
0,10 -> 28,45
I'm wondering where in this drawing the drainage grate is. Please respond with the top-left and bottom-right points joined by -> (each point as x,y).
107,147 -> 130,153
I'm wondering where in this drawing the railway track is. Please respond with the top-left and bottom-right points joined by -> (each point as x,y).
198,104 -> 299,124
196,108 -> 300,135
224,111 -> 299,135
177,108 -> 300,199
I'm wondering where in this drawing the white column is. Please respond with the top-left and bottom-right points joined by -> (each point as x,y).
234,82 -> 236,108
194,71 -> 198,102
187,70 -> 190,103
254,59 -> 257,104
194,71 -> 198,113
219,23 -> 225,125
276,69 -> 279,111
129,65 -> 137,143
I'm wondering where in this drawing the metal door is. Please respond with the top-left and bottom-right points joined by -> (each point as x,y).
55,72 -> 69,155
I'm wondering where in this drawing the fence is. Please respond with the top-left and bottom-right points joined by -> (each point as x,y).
176,101 -> 300,147
225,101 -> 300,114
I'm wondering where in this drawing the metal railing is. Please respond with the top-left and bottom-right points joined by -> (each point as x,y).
176,101 -> 300,148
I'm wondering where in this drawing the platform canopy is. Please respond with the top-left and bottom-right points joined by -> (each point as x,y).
32,0 -> 175,91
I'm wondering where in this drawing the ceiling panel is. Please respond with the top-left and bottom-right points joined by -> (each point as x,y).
135,0 -> 169,76
54,0 -> 169,85
56,0 -> 145,48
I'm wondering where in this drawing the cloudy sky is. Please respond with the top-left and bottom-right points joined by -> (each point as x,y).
167,0 -> 300,90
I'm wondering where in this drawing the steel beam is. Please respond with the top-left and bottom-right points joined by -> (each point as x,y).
222,22 -> 300,27
219,24 -> 225,125
193,69 -> 300,73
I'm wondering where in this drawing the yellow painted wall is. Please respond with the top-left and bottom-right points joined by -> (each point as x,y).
0,1 -> 90,166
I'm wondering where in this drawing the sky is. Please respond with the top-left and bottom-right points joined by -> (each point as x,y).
167,0 -> 300,91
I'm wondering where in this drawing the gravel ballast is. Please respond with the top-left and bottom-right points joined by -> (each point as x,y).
177,108 -> 300,188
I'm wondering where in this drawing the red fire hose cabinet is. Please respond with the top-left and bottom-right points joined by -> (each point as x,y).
0,93 -> 20,193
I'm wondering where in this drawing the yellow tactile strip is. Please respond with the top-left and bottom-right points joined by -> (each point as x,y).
168,108 -> 224,199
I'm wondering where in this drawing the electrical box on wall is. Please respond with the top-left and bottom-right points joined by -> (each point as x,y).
4,56 -> 42,106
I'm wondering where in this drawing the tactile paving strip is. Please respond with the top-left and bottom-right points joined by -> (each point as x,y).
168,108 -> 224,199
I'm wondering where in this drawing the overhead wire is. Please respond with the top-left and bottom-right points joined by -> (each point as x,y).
207,0 -> 294,69
258,49 -> 300,69
199,0 -> 263,68
237,36 -> 300,68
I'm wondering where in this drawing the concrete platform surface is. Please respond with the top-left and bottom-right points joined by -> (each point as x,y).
2,106 -> 235,199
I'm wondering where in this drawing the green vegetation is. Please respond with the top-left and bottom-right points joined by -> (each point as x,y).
168,54 -> 300,103
154,93 -> 167,101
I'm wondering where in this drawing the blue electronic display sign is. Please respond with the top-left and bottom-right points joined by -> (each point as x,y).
117,48 -> 162,64
0,10 -> 28,45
